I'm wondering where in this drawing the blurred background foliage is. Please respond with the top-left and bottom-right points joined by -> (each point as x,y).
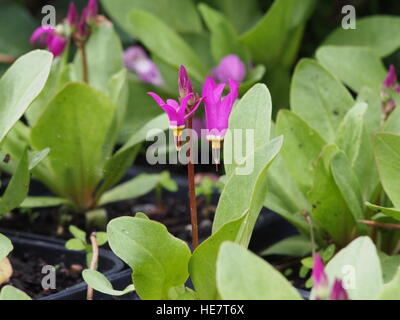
1,0 -> 399,112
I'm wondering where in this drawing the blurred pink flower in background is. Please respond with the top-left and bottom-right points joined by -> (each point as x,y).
211,54 -> 246,84
30,26 -> 67,57
124,46 -> 163,86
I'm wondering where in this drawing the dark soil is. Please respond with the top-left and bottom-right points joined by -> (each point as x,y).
0,251 -> 84,299
0,194 -> 215,244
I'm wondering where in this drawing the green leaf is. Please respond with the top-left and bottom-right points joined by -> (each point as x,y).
323,15 -> 400,58
336,102 -> 367,164
127,10 -> 207,82
0,3 -> 36,57
377,267 -> 400,299
20,197 -> 70,208
189,213 -> 247,300
316,46 -> 386,93
99,173 -> 161,205
215,0 -> 261,33
330,152 -> 365,232
276,110 -> 326,195
0,286 -> 31,300
311,236 -> 383,300
69,225 -> 87,243
198,3 -> 248,63
0,234 -> 12,261
378,251 -> 400,283
101,0 -> 202,35
96,232 -> 108,246
240,0 -> 315,66
107,216 -> 191,300
0,150 -> 29,216
26,54 -> 70,127
216,242 -> 302,300
0,50 -> 52,142
65,239 -> 86,251
73,24 -> 123,92
224,83 -> 272,177
366,202 -> 400,222
374,133 -> 400,208
261,235 -> 312,257
213,136 -> 283,247
83,269 -> 135,296
264,155 -> 311,235
29,148 -> 50,170
309,145 -> 356,245
30,83 -> 115,209
291,59 -> 355,142
159,171 -> 178,192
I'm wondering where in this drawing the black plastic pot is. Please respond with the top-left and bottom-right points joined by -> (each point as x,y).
0,229 -> 124,300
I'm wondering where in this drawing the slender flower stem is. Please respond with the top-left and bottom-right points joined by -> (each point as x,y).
359,220 -> 400,230
187,117 -> 199,250
87,232 -> 99,300
80,45 -> 89,83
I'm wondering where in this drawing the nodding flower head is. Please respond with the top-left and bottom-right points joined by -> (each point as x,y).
147,92 -> 204,150
202,77 -> 239,163
31,26 -> 67,57
124,46 -> 163,86
329,279 -> 349,300
211,54 -> 246,85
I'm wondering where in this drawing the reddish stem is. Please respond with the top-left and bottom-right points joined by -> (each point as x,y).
359,220 -> 400,230
187,117 -> 199,250
80,45 -> 89,83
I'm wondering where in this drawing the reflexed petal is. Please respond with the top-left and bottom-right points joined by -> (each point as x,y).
147,92 -> 165,106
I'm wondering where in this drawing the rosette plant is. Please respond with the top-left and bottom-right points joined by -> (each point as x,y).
263,16 -> 400,268
83,83 -> 285,299
0,1 -> 168,216
0,50 -> 53,299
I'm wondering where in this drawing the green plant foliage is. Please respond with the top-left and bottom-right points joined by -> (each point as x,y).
323,15 -> 400,58
101,0 -> 202,35
216,242 -> 302,300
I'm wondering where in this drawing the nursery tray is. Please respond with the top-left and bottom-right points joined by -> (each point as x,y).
0,229 -> 124,300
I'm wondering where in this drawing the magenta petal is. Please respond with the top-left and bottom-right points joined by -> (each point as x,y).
184,96 -> 203,120
31,26 -> 54,46
85,0 -> 98,21
147,92 -> 165,107
202,77 -> 217,97
178,93 -> 194,115
66,2 -> 79,27
384,65 -> 397,88
312,253 -> 328,287
329,279 -> 349,300
47,34 -> 67,57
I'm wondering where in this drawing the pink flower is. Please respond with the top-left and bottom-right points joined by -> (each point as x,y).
124,46 -> 163,86
30,26 -> 67,57
312,253 -> 330,300
202,77 -> 238,148
384,65 -> 397,88
329,279 -> 349,300
211,55 -> 246,84
147,92 -> 203,150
